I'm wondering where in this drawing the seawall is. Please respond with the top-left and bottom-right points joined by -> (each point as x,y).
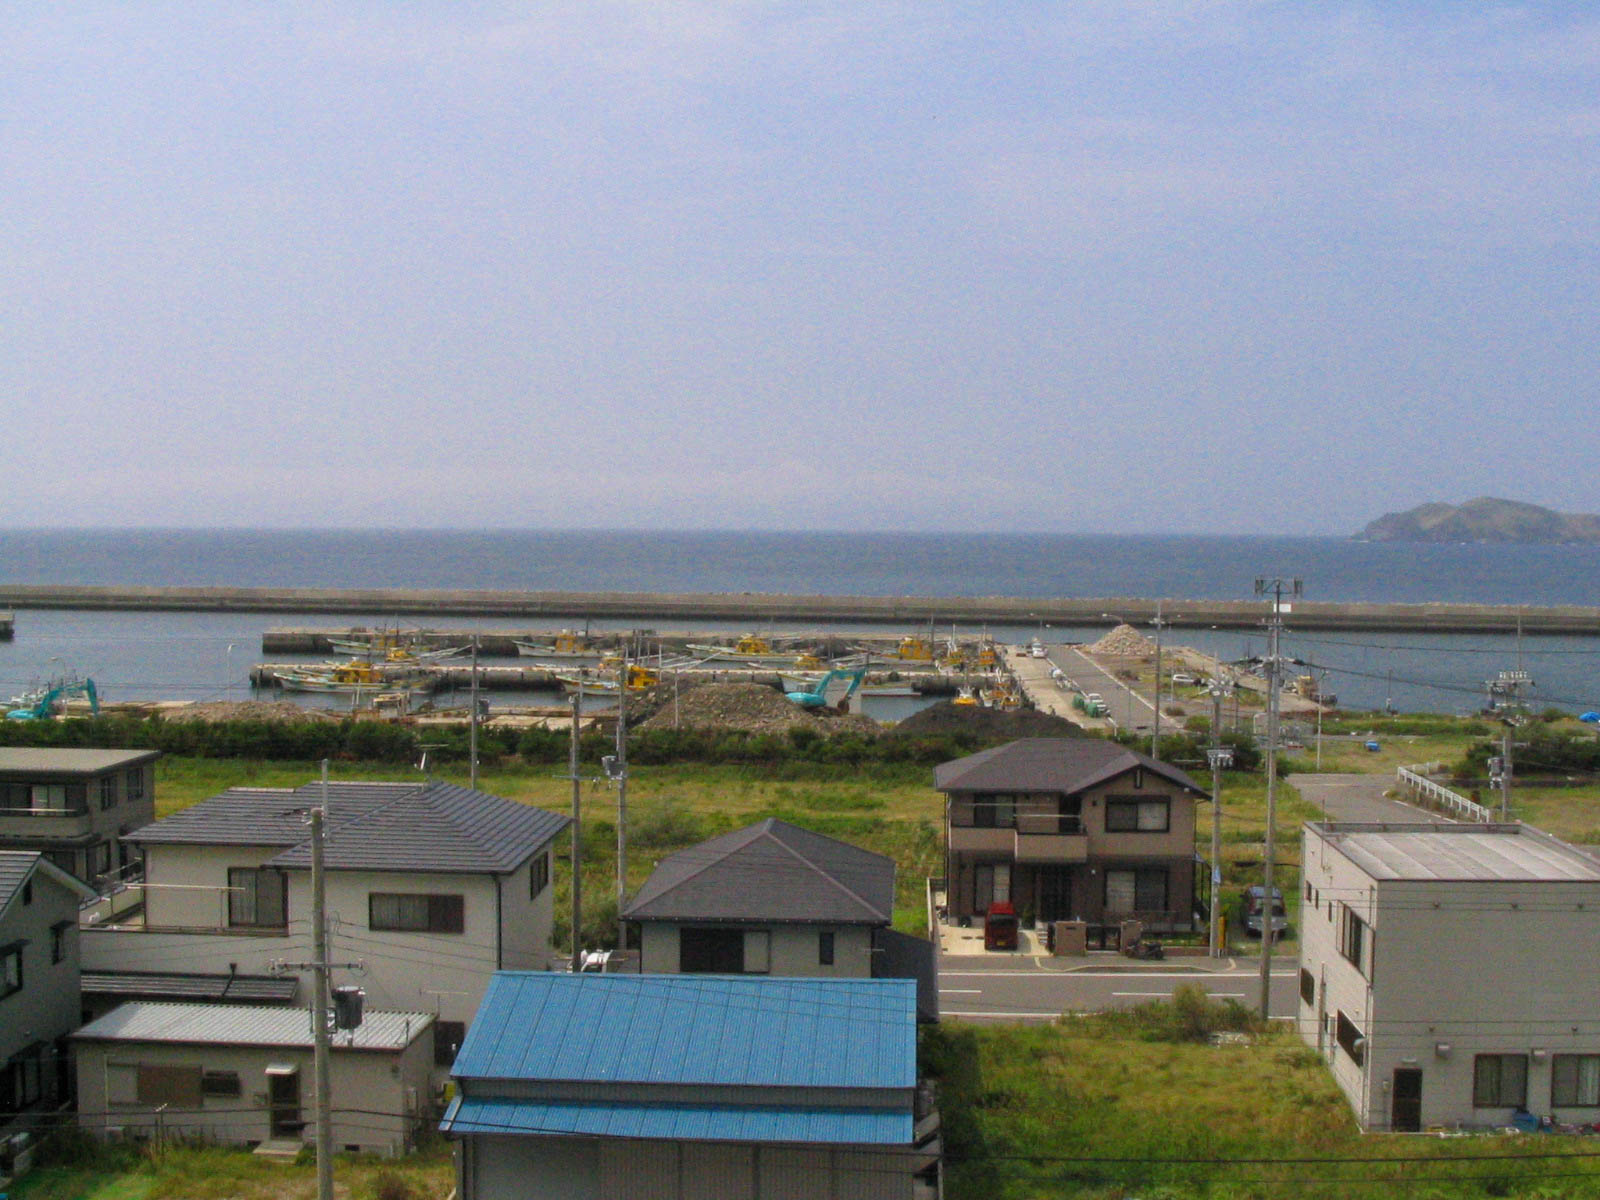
0,585 -> 1594,635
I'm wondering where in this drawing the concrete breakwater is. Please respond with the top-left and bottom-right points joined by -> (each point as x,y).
250,663 -> 963,694
1,584 -> 1597,635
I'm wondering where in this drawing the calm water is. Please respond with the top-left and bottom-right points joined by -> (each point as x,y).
1,529 -> 1597,715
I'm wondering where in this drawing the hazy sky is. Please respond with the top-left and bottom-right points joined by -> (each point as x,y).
5,3 -> 1598,534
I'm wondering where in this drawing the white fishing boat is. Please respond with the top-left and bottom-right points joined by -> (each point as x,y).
513,630 -> 600,660
685,635 -> 821,667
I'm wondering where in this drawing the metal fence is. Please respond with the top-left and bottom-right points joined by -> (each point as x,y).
1395,764 -> 1495,823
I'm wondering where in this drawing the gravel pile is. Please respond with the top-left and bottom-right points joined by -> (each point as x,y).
635,682 -> 879,736
1087,623 -> 1158,656
887,700 -> 1085,740
158,701 -> 341,723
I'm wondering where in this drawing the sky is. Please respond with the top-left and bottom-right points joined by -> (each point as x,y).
4,3 -> 1598,535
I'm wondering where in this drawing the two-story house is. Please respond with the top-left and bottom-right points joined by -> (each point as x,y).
0,851 -> 97,1139
83,779 -> 569,1073
0,748 -> 160,886
936,738 -> 1206,933
1300,821 -> 1600,1131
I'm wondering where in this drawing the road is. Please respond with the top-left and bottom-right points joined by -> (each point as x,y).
1291,773 -> 1445,824
1053,646 -> 1153,733
939,960 -> 1299,1021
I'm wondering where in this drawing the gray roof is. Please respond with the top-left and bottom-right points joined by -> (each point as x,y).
934,737 -> 1207,797
128,780 -> 569,875
0,747 -> 161,775
71,1002 -> 432,1052
81,970 -> 300,1004
1317,822 -> 1600,883
621,818 -> 894,925
0,849 -> 98,918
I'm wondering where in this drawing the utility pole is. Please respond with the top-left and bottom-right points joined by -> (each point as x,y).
468,636 -> 480,791
614,650 -> 629,941
1254,576 -> 1300,1019
569,689 -> 583,973
1150,603 -> 1166,758
1207,680 -> 1233,958
311,762 -> 333,1200
1500,724 -> 1513,821
1484,668 -> 1531,822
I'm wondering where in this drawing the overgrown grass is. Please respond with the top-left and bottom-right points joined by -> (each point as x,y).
928,1002 -> 1600,1200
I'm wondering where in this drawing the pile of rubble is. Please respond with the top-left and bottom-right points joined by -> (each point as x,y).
634,682 -> 878,736
157,700 -> 341,723
1087,623 -> 1158,656
888,701 -> 1084,740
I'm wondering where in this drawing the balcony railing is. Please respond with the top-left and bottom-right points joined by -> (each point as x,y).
1012,830 -> 1088,863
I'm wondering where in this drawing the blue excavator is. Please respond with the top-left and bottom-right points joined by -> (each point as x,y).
785,666 -> 870,711
7,677 -> 100,720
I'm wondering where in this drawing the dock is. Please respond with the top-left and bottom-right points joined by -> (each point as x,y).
0,584 -> 1596,635
249,663 -> 964,695
0,611 -> 10,641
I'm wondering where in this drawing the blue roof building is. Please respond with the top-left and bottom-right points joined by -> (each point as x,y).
441,973 -> 939,1200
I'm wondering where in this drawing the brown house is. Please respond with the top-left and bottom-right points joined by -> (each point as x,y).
936,738 -> 1207,933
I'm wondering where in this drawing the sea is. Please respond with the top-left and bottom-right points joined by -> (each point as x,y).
2,529 -> 1598,718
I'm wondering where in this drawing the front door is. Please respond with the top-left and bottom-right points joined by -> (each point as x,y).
1392,1068 -> 1422,1132
1036,867 -> 1072,924
679,926 -> 744,973
268,1071 -> 301,1138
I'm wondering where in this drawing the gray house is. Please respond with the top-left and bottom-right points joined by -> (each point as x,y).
0,748 -> 160,886
0,851 -> 97,1139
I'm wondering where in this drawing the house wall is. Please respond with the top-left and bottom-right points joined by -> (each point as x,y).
500,849 -> 556,971
460,1134 -> 917,1200
637,922 -> 875,978
1,869 -> 85,1126
140,843 -> 284,928
0,760 -> 155,883
75,1033 -> 432,1155
1300,827 -> 1600,1130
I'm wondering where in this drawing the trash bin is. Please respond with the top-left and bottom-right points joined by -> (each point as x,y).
1052,920 -> 1087,956
1119,919 -> 1144,953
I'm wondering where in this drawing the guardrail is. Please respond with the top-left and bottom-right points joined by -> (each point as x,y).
1396,764 -> 1495,823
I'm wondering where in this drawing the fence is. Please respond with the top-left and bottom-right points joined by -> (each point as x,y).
1395,763 -> 1495,823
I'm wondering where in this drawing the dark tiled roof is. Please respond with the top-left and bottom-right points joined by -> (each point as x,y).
934,738 -> 1207,797
0,748 -> 161,775
81,970 -> 300,1004
621,818 -> 894,925
127,781 -> 569,876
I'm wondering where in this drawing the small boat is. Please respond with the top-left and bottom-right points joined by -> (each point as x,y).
514,630 -> 598,659
276,659 -> 426,695
685,635 -> 821,667
893,636 -> 934,663
952,687 -> 978,707
553,663 -> 659,697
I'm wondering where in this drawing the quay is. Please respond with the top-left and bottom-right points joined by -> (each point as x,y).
0,584 -> 1597,635
0,610 -> 10,640
249,663 -> 964,694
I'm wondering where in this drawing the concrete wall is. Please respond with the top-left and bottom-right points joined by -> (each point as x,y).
1301,827 -> 1600,1130
75,1031 -> 433,1155
638,922 -> 874,978
0,868 -> 85,1125
460,1134 -> 918,1200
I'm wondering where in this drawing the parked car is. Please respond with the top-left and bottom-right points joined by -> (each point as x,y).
1170,672 -> 1197,686
1242,885 -> 1289,938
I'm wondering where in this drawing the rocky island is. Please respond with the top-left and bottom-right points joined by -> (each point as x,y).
1356,497 -> 1600,544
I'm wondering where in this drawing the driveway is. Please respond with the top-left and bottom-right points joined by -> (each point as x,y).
1292,773 -> 1448,824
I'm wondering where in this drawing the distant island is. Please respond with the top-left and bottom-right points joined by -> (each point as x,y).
1355,497 -> 1600,544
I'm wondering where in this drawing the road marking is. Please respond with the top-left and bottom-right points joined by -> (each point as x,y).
942,1010 -> 1062,1019
941,989 -> 982,994
1111,990 -> 1247,998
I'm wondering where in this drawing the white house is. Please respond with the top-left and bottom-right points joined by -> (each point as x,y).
73,1001 -> 434,1156
1300,821 -> 1600,1131
83,780 -> 568,1075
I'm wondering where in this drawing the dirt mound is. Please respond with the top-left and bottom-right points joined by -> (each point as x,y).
887,700 -> 1085,740
1087,623 -> 1157,656
158,701 -> 341,723
635,681 -> 878,736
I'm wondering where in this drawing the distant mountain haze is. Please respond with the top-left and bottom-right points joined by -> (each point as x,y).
1356,498 -> 1600,544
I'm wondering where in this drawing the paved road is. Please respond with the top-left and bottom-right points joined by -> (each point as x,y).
1054,646 -> 1153,733
939,960 -> 1299,1021
1292,773 -> 1447,824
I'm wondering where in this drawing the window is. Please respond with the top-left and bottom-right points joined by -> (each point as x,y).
434,1021 -> 467,1067
21,880 -> 31,906
89,841 -> 112,877
369,892 -> 464,934
819,931 -> 835,966
100,776 -> 117,810
1105,797 -> 1170,833
1,1044 -> 44,1112
1340,906 -> 1371,977
1,943 -> 23,998
1105,868 -> 1168,914
201,1070 -> 242,1098
1299,968 -> 1316,1007
51,920 -> 70,965
126,769 -> 146,804
680,927 -> 745,973
972,793 -> 1016,829
1553,1056 -> 1600,1107
1474,1055 -> 1528,1108
30,784 -> 67,813
228,867 -> 288,929
529,852 -> 549,899
1335,1011 -> 1365,1067
1057,795 -> 1083,834
137,1064 -> 203,1108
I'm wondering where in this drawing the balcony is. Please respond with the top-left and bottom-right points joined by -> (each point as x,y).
948,821 -> 1089,863
1013,829 -> 1088,863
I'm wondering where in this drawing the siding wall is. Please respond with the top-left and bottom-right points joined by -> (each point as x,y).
0,870 -> 84,1125
638,922 -> 874,978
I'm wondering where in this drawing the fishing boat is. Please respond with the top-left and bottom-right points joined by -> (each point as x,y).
552,663 -> 659,697
684,635 -> 821,667
276,659 -> 427,696
513,630 -> 599,659
952,686 -> 979,707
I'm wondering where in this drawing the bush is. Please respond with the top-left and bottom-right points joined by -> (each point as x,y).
372,1170 -> 419,1200
1102,983 -> 1264,1043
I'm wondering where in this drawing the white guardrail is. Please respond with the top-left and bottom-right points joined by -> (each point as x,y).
1395,763 -> 1496,823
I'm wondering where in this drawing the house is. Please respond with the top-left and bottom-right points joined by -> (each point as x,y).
82,779 -> 569,1073
0,851 -> 97,1139
1300,821 -> 1600,1131
622,818 -> 895,977
936,738 -> 1206,933
0,748 -> 160,886
72,1001 -> 433,1156
440,972 -> 939,1200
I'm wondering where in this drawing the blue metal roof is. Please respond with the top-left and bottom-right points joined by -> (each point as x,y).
440,1095 -> 912,1146
452,974 -> 916,1091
